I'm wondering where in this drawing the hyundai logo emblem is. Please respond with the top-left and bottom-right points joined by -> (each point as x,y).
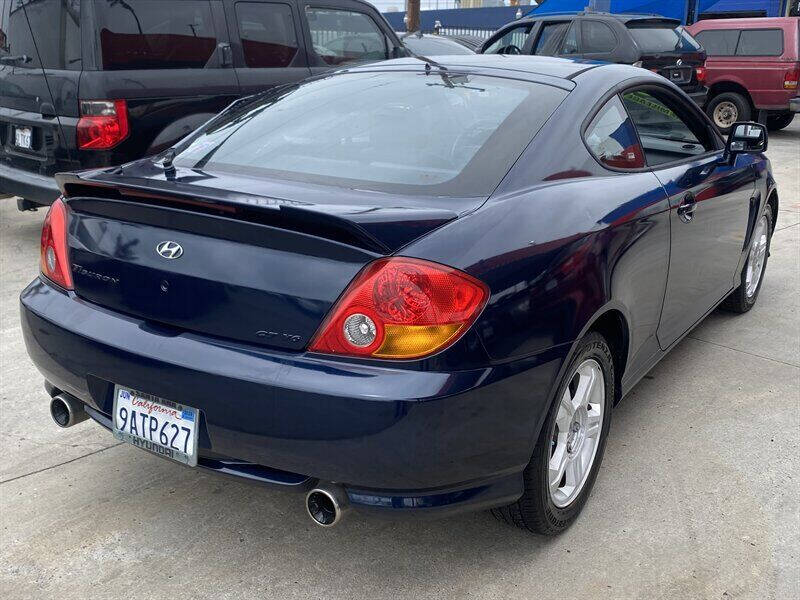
156,241 -> 183,259
676,58 -> 683,66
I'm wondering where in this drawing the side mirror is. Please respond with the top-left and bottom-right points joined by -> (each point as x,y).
725,121 -> 767,161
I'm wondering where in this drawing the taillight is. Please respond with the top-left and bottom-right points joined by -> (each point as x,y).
309,257 -> 488,360
695,66 -> 706,84
784,67 -> 799,90
77,100 -> 129,150
40,197 -> 73,290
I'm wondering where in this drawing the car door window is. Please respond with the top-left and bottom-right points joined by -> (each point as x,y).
236,2 -> 298,68
584,95 -> 645,169
483,24 -> 532,55
582,21 -> 616,54
558,21 -> 579,55
305,7 -> 387,66
694,29 -> 740,56
621,90 -> 713,166
736,29 -> 783,56
531,22 -> 569,55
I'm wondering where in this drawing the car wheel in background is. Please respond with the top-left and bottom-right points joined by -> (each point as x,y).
766,112 -> 795,131
707,92 -> 751,134
721,206 -> 773,313
492,332 -> 614,535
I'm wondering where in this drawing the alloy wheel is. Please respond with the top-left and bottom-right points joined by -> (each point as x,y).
745,215 -> 769,299
549,359 -> 605,508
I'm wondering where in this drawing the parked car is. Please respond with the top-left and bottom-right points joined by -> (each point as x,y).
686,17 -> 799,132
481,11 -> 708,106
21,55 -> 777,534
399,31 -> 475,55
0,0 -> 404,211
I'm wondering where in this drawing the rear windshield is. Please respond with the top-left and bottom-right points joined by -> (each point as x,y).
403,36 -> 474,56
627,24 -> 702,53
93,0 -> 218,70
173,71 -> 567,197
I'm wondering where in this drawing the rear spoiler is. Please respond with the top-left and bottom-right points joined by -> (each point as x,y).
55,171 -> 457,254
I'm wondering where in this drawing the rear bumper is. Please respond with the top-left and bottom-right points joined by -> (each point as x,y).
21,278 -> 568,518
0,162 -> 59,206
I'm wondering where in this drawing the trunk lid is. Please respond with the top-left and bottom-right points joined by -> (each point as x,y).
627,19 -> 706,87
58,165 -> 474,351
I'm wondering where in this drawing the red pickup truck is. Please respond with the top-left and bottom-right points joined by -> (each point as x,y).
686,17 -> 799,133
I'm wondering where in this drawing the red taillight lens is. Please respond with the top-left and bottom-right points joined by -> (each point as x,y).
784,67 -> 799,90
77,100 -> 129,150
40,197 -> 73,290
695,66 -> 706,84
309,257 -> 489,359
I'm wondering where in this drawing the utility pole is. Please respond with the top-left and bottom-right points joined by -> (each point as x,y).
407,0 -> 420,32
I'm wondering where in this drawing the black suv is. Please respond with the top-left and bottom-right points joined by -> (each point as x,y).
1,0 -> 403,210
481,11 -> 708,105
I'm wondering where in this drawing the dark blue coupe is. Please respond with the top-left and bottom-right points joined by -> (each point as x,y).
21,56 -> 777,534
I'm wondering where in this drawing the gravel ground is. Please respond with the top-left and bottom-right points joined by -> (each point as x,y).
1,121 -> 798,600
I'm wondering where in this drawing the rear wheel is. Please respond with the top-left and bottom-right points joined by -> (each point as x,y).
492,332 -> 614,534
707,92 -> 751,134
721,206 -> 773,313
767,112 -> 795,131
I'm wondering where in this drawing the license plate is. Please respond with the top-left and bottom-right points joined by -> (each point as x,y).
14,126 -> 32,149
666,68 -> 689,83
112,386 -> 199,466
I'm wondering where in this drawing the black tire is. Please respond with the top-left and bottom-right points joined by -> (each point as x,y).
767,112 -> 795,131
707,92 -> 751,134
721,205 -> 773,313
491,332 -> 614,535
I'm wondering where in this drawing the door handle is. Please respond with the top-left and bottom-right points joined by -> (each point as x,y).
677,193 -> 696,223
218,43 -> 233,68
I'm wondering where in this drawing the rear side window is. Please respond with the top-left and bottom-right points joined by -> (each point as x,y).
582,21 -> 617,53
20,0 -> 81,70
584,96 -> 644,170
306,8 -> 388,66
484,23 -> 532,54
627,24 -> 702,53
736,29 -> 783,56
532,22 -> 569,55
560,22 -> 579,55
694,29 -> 740,55
236,2 -> 298,68
94,0 -> 218,70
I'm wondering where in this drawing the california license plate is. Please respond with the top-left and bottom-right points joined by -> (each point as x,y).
112,386 -> 199,466
14,126 -> 32,149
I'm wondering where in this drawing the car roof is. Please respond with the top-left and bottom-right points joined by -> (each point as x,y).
686,16 -> 798,29
519,11 -> 680,25
343,55 -> 656,92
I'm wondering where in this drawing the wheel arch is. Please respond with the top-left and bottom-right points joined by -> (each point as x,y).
708,80 -> 755,112
582,307 -> 630,405
766,187 -> 779,228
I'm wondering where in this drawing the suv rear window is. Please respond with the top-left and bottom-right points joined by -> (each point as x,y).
94,0 -> 218,70
19,0 -> 81,70
627,24 -> 702,53
173,71 -> 568,196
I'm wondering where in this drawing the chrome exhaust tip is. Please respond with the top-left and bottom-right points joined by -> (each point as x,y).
306,484 -> 349,527
49,393 -> 89,428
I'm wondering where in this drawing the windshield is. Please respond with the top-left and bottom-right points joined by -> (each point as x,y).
628,25 -> 702,53
173,71 -> 567,197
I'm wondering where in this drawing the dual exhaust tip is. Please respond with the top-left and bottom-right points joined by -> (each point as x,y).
49,391 -> 348,527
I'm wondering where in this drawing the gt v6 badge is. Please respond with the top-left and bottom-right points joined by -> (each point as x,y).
257,330 -> 303,343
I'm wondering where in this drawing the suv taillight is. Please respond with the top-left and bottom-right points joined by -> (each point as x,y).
309,257 -> 488,359
695,65 -> 706,84
40,197 -> 73,290
784,67 -> 799,90
77,100 -> 129,150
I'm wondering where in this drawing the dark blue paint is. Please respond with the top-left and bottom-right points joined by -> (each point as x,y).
20,57 -> 776,518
